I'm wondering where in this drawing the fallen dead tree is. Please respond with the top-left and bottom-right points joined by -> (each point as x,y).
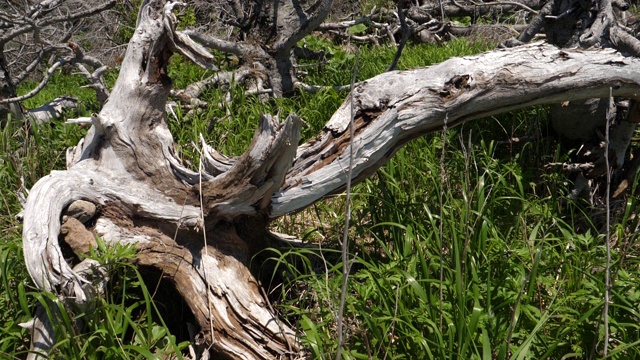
19,0 -> 640,359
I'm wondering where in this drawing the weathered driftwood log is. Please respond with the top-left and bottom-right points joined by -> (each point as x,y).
20,0 -> 640,359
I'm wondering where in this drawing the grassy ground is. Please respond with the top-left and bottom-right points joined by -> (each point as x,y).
1,37 -> 639,359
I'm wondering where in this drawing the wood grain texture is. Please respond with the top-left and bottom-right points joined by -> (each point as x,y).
271,44 -> 640,217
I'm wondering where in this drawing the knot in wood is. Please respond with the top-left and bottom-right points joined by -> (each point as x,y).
439,74 -> 471,100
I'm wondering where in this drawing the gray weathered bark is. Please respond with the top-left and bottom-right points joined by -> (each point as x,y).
23,2 -> 301,358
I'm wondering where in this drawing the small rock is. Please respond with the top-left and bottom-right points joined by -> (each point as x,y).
63,200 -> 97,224
60,217 -> 97,256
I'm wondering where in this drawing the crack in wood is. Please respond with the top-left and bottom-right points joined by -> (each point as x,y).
439,74 -> 471,100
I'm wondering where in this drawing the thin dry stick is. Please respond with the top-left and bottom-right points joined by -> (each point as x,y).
603,88 -> 613,357
588,91 -> 630,360
459,131 -> 471,295
439,113 -> 448,331
381,285 -> 401,360
438,0 -> 446,23
335,48 -> 360,360
198,160 -> 216,345
0,56 -> 70,104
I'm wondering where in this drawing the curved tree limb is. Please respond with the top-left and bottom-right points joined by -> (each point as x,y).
515,0 -> 556,44
386,0 -> 410,72
273,0 -> 334,53
0,47 -> 75,104
270,43 -> 640,217
409,0 -> 544,21
182,29 -> 267,58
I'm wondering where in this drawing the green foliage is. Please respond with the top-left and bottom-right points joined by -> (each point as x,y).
298,36 -> 491,89
270,128 -> 640,358
0,231 -> 30,357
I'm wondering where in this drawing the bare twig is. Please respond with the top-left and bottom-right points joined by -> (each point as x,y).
439,113 -> 448,332
14,44 -> 69,84
466,0 -> 539,14
318,16 -> 388,31
335,46 -> 359,360
603,87 -> 613,357
386,0 -> 410,72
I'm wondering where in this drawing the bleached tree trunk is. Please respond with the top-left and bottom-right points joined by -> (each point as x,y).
20,0 -> 640,359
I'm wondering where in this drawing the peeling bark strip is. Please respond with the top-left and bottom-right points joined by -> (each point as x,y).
19,0 -> 640,358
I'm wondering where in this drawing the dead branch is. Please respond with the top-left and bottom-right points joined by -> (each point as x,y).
0,1 -> 116,44
0,0 -> 117,121
319,17 -> 389,31
409,0 -> 544,20
271,44 -> 640,217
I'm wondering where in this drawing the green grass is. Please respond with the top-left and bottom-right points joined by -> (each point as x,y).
24,240 -> 188,359
269,131 -> 640,359
1,35 -> 639,360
